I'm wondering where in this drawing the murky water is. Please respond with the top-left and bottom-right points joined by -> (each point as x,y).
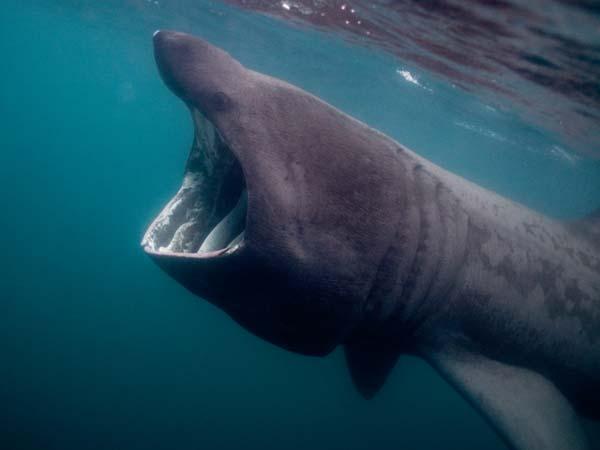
1,1 -> 598,449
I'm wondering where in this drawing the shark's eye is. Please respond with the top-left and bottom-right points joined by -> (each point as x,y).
211,91 -> 232,112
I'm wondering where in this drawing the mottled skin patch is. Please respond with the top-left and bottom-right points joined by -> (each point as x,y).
429,187 -> 600,419
473,223 -> 599,345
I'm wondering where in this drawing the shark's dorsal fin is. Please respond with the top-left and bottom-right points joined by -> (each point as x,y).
570,208 -> 600,248
344,339 -> 399,399
427,349 -> 589,450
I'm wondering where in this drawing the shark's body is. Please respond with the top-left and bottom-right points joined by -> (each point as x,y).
143,31 -> 600,450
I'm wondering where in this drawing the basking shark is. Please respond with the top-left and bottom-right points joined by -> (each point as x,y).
142,31 -> 600,450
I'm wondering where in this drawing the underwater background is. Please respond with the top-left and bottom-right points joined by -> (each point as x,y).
1,0 -> 599,449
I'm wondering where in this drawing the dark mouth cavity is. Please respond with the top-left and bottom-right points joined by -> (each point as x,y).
142,109 -> 246,256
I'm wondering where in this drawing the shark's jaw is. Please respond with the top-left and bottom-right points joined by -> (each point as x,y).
141,109 -> 247,259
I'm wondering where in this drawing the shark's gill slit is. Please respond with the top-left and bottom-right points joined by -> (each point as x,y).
142,109 -> 246,255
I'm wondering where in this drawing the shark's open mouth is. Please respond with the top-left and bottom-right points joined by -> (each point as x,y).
142,109 -> 246,257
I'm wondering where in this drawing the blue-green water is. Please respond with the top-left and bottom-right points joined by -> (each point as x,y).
1,1 -> 599,449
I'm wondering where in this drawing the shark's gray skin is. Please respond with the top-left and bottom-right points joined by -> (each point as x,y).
142,31 -> 600,450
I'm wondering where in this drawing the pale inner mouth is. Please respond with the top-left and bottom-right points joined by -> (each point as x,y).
142,109 -> 246,256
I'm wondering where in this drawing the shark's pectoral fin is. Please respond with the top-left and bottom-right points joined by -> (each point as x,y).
344,338 -> 399,399
426,349 -> 589,450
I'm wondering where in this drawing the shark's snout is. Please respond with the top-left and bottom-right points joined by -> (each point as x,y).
152,30 -> 195,100
153,30 -> 189,56
152,30 -> 244,108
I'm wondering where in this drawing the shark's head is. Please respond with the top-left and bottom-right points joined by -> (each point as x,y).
142,31 -> 405,357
